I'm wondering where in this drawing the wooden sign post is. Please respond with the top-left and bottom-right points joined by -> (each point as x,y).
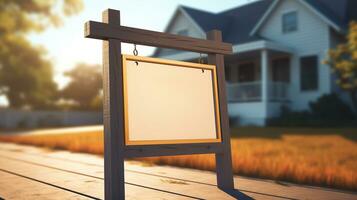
85,9 -> 234,200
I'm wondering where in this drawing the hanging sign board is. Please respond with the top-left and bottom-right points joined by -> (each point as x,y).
122,55 -> 222,145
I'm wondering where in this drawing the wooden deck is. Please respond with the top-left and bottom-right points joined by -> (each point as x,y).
0,142 -> 356,200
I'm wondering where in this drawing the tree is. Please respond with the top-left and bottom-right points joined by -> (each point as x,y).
0,0 -> 83,109
324,21 -> 357,112
61,63 -> 102,110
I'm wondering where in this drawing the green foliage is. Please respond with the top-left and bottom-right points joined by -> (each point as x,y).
324,21 -> 357,111
0,0 -> 83,109
0,35 -> 57,108
61,63 -> 102,110
269,93 -> 356,127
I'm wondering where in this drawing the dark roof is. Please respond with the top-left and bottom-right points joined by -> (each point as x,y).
181,0 -> 272,44
180,0 -> 357,45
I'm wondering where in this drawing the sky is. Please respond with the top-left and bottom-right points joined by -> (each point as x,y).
0,0 -> 255,106
29,0 -> 256,87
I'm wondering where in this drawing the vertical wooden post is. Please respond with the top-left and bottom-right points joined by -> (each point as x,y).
207,30 -> 235,191
102,9 -> 125,200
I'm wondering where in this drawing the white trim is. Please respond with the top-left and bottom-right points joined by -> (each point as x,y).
298,0 -> 341,32
178,6 -> 206,37
233,40 -> 295,54
250,0 -> 342,36
153,9 -> 181,56
250,0 -> 280,36
281,8 -> 298,15
153,6 -> 206,56
281,10 -> 299,34
261,50 -> 269,116
158,40 -> 295,61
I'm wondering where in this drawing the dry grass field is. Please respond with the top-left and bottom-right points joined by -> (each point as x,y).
0,127 -> 356,191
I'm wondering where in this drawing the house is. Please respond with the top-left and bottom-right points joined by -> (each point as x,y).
154,0 -> 357,126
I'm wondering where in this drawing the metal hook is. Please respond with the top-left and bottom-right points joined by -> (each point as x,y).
199,53 -> 204,73
133,44 -> 139,66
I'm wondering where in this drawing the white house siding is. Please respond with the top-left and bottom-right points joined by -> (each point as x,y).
258,0 -> 331,111
156,11 -> 204,57
228,102 -> 266,126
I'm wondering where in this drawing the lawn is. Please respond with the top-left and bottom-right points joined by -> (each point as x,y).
0,127 -> 356,191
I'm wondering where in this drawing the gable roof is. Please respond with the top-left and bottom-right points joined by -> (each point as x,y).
251,0 -> 349,34
173,0 -> 357,46
181,0 -> 273,44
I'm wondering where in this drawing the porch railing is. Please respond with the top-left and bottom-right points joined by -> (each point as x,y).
227,81 -> 289,102
227,81 -> 261,102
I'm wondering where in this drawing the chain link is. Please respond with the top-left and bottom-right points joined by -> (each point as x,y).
133,44 -> 138,56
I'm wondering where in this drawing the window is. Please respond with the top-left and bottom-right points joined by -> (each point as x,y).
225,66 -> 231,82
300,56 -> 318,91
177,29 -> 188,36
282,11 -> 297,33
272,58 -> 290,82
238,63 -> 255,82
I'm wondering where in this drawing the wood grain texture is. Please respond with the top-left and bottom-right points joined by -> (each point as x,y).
123,143 -> 223,158
1,143 -> 357,200
0,170 -> 89,200
0,146 -> 234,200
84,21 -> 233,55
0,156 -> 104,199
102,9 -> 126,200
207,30 -> 235,191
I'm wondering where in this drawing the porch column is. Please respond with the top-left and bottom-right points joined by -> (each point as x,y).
261,49 -> 269,119
261,49 -> 268,103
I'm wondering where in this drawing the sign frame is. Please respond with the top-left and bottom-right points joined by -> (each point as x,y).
85,9 -> 235,200
122,54 -> 222,146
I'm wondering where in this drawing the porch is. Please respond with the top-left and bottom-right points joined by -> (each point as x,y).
224,41 -> 294,125
227,81 -> 289,102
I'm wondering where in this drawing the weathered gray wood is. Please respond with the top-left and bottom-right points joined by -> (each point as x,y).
0,147 -> 235,200
85,21 -> 232,55
124,143 -> 223,158
0,170 -> 89,200
102,9 -> 125,200
85,9 -> 235,199
0,156 -> 104,199
2,143 -> 357,200
207,30 -> 234,191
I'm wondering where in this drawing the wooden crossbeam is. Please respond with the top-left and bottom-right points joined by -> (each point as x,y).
84,21 -> 233,55
123,143 -> 223,158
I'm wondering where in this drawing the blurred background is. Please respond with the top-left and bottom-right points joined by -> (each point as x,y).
0,0 -> 356,193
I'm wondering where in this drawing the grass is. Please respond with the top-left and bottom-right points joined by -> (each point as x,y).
0,127 -> 356,191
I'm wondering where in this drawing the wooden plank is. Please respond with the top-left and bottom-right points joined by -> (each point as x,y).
0,148 -> 235,200
1,143 -> 357,200
102,9 -> 126,200
0,156 -> 195,200
0,156 -> 104,199
84,21 -> 233,55
123,143 -> 223,158
207,30 -> 235,191
0,170 -> 89,200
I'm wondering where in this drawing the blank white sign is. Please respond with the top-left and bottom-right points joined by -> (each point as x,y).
122,55 -> 221,145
